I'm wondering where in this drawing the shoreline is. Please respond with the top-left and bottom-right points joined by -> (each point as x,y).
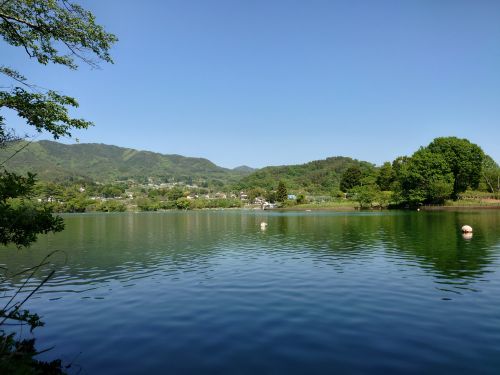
421,205 -> 500,211
58,204 -> 500,214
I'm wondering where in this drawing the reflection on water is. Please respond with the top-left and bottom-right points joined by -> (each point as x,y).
1,210 -> 500,374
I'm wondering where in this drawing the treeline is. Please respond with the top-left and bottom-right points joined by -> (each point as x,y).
16,136 -> 500,212
339,137 -> 499,207
31,182 -> 242,212
0,140 -> 252,188
234,156 -> 375,194
232,136 -> 499,209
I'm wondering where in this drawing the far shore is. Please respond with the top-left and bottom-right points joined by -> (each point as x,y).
55,198 -> 500,214
421,205 -> 500,211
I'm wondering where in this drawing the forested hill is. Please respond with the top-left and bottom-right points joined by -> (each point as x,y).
235,157 -> 375,193
0,140 -> 253,185
2,140 -> 376,192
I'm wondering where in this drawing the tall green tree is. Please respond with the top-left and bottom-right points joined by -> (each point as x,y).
350,184 -> 379,208
1,1 -> 116,371
426,137 -> 484,198
481,155 -> 500,195
397,148 -> 454,205
376,162 -> 395,191
276,181 -> 287,202
340,166 -> 362,192
0,0 -> 117,247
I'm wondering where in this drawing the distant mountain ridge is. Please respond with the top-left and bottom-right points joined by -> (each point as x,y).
1,140 -> 375,192
235,157 -> 376,193
0,140 -> 253,185
232,165 -> 255,173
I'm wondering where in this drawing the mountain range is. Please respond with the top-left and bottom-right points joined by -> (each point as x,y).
1,140 -> 372,192
0,141 -> 254,185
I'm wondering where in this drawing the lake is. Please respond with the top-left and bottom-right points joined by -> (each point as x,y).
1,210 -> 500,374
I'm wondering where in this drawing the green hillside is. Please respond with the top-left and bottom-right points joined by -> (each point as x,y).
235,157 -> 376,193
0,140 -> 252,185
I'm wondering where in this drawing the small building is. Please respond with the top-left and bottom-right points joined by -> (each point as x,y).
287,194 -> 297,200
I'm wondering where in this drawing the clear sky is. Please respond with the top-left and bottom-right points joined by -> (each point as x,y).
3,0 -> 500,168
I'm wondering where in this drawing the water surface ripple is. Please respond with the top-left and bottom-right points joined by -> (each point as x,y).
1,210 -> 500,374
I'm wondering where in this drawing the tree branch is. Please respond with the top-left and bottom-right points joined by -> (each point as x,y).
0,11 -> 43,31
0,14 -> 33,57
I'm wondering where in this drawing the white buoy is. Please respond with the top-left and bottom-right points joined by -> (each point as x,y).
260,222 -> 268,230
461,225 -> 473,233
462,232 -> 473,240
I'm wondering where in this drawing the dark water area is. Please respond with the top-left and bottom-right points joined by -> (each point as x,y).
1,210 -> 500,374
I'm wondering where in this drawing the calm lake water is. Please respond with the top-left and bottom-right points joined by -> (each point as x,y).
1,210 -> 500,374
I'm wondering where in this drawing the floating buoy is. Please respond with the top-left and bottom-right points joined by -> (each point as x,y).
461,225 -> 473,233
462,232 -> 473,240
260,222 -> 268,230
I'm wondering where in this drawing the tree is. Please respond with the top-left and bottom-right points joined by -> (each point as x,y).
391,156 -> 410,180
100,184 -> 124,198
340,166 -> 362,192
1,1 -> 116,371
481,155 -> 500,196
1,1 -> 117,142
1,0 -> 117,246
350,184 -> 379,208
167,187 -> 184,201
397,148 -> 454,205
276,181 -> 287,202
426,137 -> 484,198
296,193 -> 306,204
376,162 -> 395,191
247,187 -> 265,203
0,171 -> 64,246
265,190 -> 277,203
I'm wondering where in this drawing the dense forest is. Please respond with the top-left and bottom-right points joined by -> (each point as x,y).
1,136 -> 499,212
0,140 -> 253,186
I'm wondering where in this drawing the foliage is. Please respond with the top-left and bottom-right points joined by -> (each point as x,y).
94,199 -> 126,212
1,250 -> 66,374
0,0 -> 116,69
396,148 -> 454,205
296,194 -> 306,204
393,137 -> 487,205
236,156 -> 375,194
1,0 -> 117,243
481,155 -> 500,196
265,190 -> 277,203
135,197 -> 157,211
426,137 -> 484,198
350,185 -> 380,208
0,1 -> 117,140
0,333 -> 63,374
100,184 -> 124,198
376,162 -> 395,191
340,166 -> 362,192
166,187 -> 185,201
276,181 -> 287,203
246,187 -> 266,203
175,197 -> 191,210
0,171 -> 64,247
1,1 -> 117,372
189,198 -> 242,209
0,140 -> 253,186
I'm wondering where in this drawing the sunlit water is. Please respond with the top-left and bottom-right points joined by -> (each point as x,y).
1,210 -> 500,374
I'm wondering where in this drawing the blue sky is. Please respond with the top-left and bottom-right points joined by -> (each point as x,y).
3,0 -> 500,168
